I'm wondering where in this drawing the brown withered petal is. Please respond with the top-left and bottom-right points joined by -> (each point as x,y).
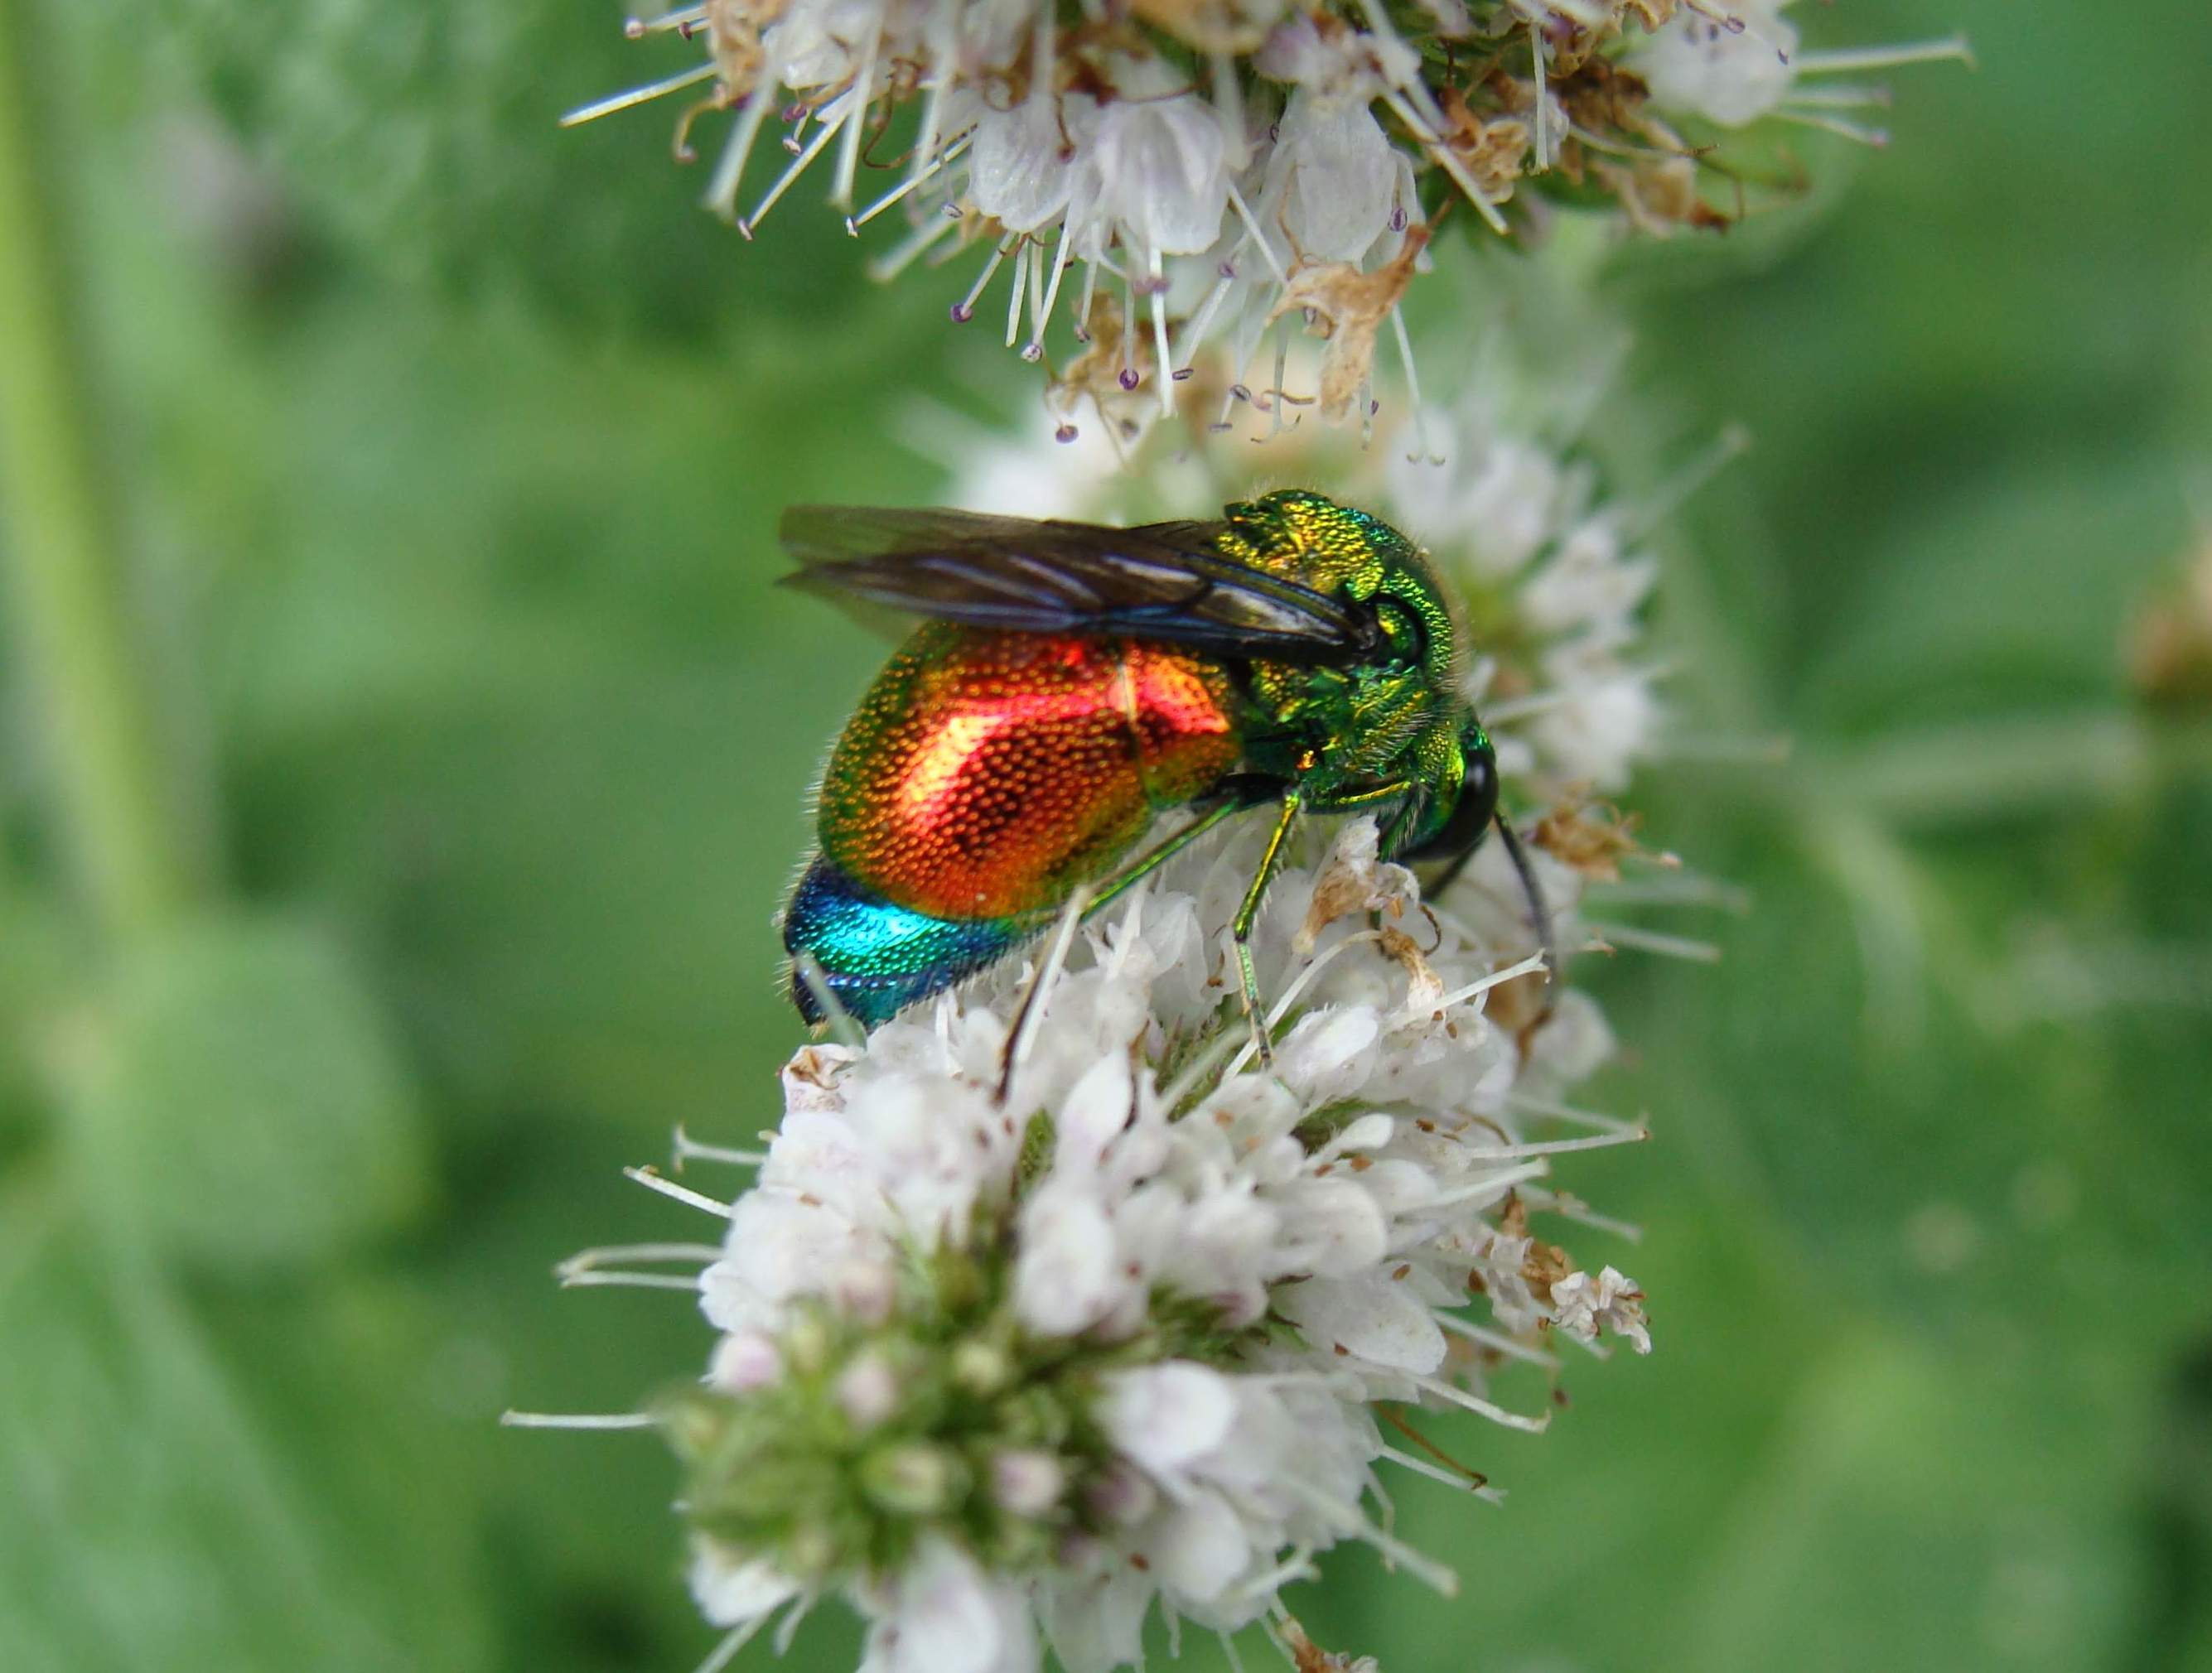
1263,223 -> 1430,423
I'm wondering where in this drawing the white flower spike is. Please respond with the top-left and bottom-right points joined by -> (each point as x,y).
539,816 -> 1662,1672
565,0 -> 1968,425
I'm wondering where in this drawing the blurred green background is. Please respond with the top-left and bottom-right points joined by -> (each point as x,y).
2,0 -> 2209,1669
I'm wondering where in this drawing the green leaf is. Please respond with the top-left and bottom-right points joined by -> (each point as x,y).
0,1225 -> 494,1673
68,913 -> 430,1268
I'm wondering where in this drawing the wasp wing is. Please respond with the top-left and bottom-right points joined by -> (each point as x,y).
780,505 -> 1379,664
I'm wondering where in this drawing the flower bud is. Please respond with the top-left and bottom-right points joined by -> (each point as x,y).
989,1448 -> 1068,1520
861,1444 -> 968,1516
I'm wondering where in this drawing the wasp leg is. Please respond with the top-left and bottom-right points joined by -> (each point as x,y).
1081,777 -> 1281,921
1232,790 -> 1305,1070
997,781 -> 1282,1107
1223,779 -> 1420,1070
1305,779 -> 1420,846
1307,780 -> 1415,813
1416,810 -> 1560,1035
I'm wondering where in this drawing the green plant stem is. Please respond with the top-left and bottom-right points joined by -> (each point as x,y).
0,0 -> 207,942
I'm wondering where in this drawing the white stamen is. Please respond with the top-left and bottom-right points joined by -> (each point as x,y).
705,65 -> 785,219
831,24 -> 883,207
500,1410 -> 659,1430
1148,249 -> 1174,418
1619,422 -> 1752,539
907,71 -> 949,187
1176,268 -> 1239,372
1389,306 -> 1439,465
1035,220 -> 1075,346
674,1127 -> 768,1169
1024,231 -> 1046,359
1421,1160 -> 1550,1210
557,1241 -> 724,1278
560,1270 -> 703,1291
867,209 -> 962,282
1770,108 -> 1889,147
790,952 -> 866,1049
1377,1444 -> 1507,1501
1432,1309 -> 1559,1367
1120,272 -> 1138,384
1006,239 -> 1031,348
1354,0 -> 1446,128
625,6 -> 708,36
1431,949 -> 1549,1011
1224,1546 -> 1319,1604
845,133 -> 971,231
1581,922 -> 1724,963
1793,37 -> 1977,76
694,1611 -> 777,1673
958,238 -> 1013,322
1210,308 -> 1273,430
1504,1093 -> 1645,1136
1456,1127 -> 1649,1161
1075,260 -> 1100,338
561,63 -> 720,128
623,1165 -> 735,1218
1482,661 -> 1675,726
1784,84 -> 1895,111
1341,1511 -> 1461,1594
1523,1186 -> 1643,1242
1379,87 -> 1508,234
1408,1372 -> 1552,1434
1223,181 -> 1290,287
771,1594 -> 817,1658
1159,1020 -> 1247,1111
742,113 -> 843,237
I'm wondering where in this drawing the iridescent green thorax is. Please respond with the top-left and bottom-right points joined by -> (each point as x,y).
1213,489 -> 1403,600
1216,492 -> 1472,822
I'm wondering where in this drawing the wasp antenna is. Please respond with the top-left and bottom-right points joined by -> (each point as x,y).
1492,811 -> 1559,994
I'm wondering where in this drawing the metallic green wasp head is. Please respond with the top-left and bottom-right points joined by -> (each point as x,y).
1217,490 -> 1485,842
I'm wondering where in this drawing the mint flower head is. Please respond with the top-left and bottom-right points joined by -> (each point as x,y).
520,817 -> 1655,1672
565,1 -> 1968,422
502,348 -> 1746,1662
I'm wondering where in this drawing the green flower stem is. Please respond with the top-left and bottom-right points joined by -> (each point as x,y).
0,0 -> 209,942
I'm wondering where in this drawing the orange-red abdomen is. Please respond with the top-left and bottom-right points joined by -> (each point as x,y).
816,624 -> 1244,920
